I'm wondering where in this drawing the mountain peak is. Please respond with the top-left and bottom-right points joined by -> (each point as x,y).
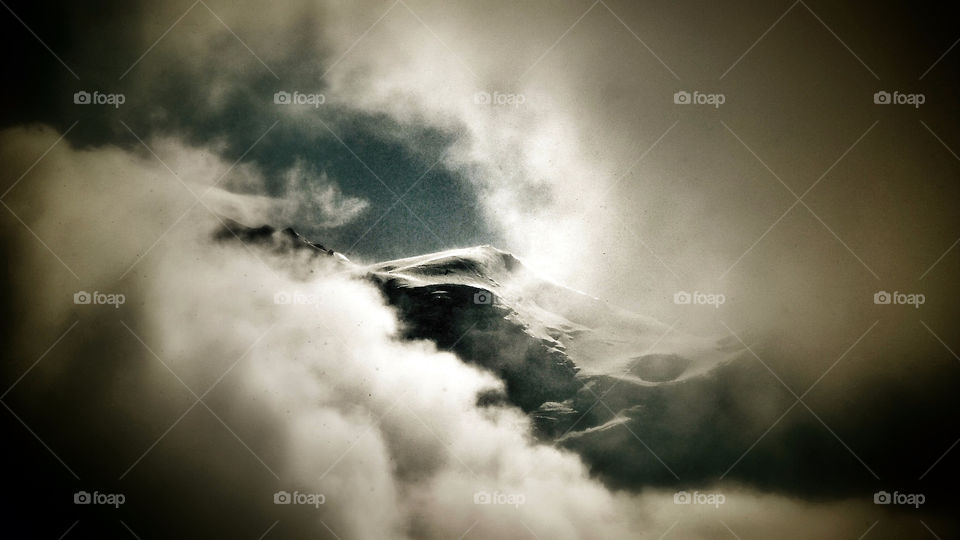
213,221 -> 740,413
214,219 -> 347,260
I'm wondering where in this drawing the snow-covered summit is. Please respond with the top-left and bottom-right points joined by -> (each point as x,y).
216,222 -> 745,436
368,243 -> 740,389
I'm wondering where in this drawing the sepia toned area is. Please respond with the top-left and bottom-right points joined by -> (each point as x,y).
1,1 -> 958,538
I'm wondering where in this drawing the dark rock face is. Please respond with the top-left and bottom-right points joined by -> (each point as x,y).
369,276 -> 580,412
214,219 -> 337,256
214,221 -> 580,412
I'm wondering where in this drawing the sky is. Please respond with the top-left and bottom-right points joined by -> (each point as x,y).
1,0 -> 959,538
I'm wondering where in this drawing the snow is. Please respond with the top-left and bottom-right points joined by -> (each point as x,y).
368,245 -> 743,387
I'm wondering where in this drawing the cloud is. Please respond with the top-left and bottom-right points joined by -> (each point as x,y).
0,126 -> 634,538
277,164 -> 369,228
3,0 -> 960,536
204,161 -> 369,229
3,125 -> 955,539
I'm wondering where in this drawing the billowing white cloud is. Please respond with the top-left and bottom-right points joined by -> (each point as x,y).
3,101 -> 948,540
1,126 -> 633,538
5,0 -> 958,535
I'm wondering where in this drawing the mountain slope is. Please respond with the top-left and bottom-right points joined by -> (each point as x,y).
366,245 -> 741,388
216,223 -> 748,486
216,223 -> 742,413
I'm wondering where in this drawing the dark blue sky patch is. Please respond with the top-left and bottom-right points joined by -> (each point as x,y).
0,0 -> 500,260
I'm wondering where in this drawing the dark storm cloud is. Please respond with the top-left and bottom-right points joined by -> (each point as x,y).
559,335 -> 960,504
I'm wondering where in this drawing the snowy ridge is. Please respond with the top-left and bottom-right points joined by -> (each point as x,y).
368,245 -> 741,388
216,223 -> 747,441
